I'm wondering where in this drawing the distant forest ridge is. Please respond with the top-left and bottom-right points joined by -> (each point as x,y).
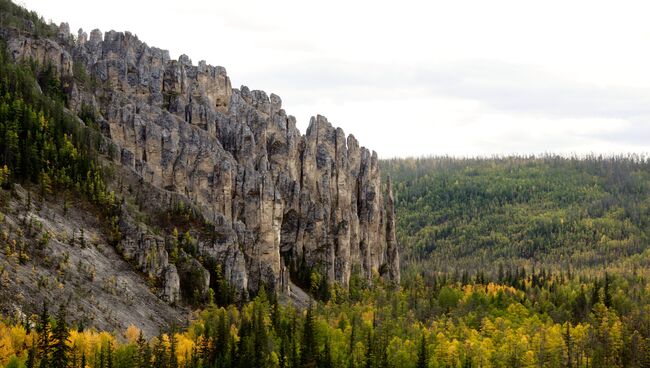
381,154 -> 650,278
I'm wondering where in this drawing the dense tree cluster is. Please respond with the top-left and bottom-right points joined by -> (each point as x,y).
3,269 -> 650,367
381,156 -> 650,274
0,0 -> 57,38
2,1 -> 650,367
0,36 -> 117,214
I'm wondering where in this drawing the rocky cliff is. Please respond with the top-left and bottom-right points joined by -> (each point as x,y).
3,20 -> 400,302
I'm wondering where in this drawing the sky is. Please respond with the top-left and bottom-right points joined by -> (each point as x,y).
18,0 -> 650,158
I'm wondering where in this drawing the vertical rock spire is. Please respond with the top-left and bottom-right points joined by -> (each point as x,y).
6,24 -> 401,297
385,175 -> 401,283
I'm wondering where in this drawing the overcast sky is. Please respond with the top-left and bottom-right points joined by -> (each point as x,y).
19,0 -> 650,158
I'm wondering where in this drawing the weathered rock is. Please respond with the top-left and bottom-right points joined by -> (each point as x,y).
5,23 -> 400,299
177,257 -> 211,301
163,265 -> 181,304
385,176 -> 401,284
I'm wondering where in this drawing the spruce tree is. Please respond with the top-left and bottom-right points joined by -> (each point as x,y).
253,304 -> 268,367
137,331 -> 152,368
573,286 -> 588,322
301,302 -> 317,368
591,280 -> 600,308
364,331 -> 374,368
25,341 -> 36,368
153,334 -> 168,368
51,305 -> 70,368
416,335 -> 428,368
37,302 -> 51,368
603,273 -> 612,308
106,341 -> 113,368
279,332 -> 288,368
320,338 -> 333,368
169,330 -> 179,368
348,315 -> 357,368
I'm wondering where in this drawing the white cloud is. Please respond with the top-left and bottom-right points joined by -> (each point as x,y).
18,0 -> 650,157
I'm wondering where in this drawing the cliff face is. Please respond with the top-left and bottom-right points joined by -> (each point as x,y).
4,22 -> 400,299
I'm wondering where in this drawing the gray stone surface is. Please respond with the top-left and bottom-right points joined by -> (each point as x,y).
5,22 -> 400,301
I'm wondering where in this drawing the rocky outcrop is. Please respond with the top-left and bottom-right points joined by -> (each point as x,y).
385,176 -> 401,283
118,204 -> 183,303
4,21 -> 400,298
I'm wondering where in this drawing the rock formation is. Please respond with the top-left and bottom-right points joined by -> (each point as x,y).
4,21 -> 400,300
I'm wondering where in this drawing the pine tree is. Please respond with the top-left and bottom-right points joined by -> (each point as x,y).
591,280 -> 600,308
137,331 -> 152,368
169,330 -> 179,368
301,302 -> 317,368
603,273 -> 612,308
37,302 -> 51,368
416,335 -> 428,368
106,341 -> 113,368
25,341 -> 36,368
348,314 -> 357,368
253,304 -> 268,368
279,332 -> 288,368
98,344 -> 105,368
364,331 -> 374,368
563,322 -> 573,368
153,334 -> 168,368
320,338 -> 332,368
289,315 -> 299,368
69,346 -> 78,368
573,285 -> 588,322
51,305 -> 70,368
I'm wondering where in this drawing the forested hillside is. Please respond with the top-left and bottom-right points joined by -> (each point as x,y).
2,0 -> 650,367
382,156 -> 650,277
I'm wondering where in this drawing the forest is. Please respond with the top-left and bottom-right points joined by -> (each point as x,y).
381,156 -> 650,275
1,0 -> 650,367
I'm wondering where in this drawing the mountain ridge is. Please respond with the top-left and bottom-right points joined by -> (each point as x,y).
0,0 -> 399,333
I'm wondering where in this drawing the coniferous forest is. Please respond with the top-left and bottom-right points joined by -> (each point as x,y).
1,0 -> 650,367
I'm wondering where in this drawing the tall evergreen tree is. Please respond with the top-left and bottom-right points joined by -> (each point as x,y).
320,338 -> 333,368
603,273 -> 612,308
348,314 -> 357,368
253,304 -> 268,368
364,331 -> 374,368
137,331 -> 152,368
169,330 -> 179,368
572,285 -> 588,322
153,334 -> 168,368
591,280 -> 600,308
25,341 -> 36,368
301,302 -> 317,368
563,322 -> 573,368
106,341 -> 113,368
416,335 -> 428,368
37,302 -> 51,368
51,305 -> 70,368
